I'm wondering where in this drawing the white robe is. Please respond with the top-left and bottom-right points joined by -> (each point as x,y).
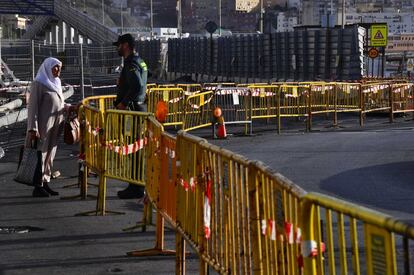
27,81 -> 65,183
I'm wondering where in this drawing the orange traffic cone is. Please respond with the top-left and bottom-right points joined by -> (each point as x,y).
216,116 -> 227,139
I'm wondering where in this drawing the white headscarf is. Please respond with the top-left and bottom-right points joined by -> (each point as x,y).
35,57 -> 62,94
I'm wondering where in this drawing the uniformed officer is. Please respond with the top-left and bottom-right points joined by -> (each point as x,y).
113,33 -> 148,199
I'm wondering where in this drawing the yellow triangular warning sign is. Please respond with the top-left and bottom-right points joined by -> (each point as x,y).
374,30 -> 384,39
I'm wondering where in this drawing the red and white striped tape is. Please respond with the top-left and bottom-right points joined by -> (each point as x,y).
301,240 -> 326,257
106,138 -> 147,155
204,170 -> 212,239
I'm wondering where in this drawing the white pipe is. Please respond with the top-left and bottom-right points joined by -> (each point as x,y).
0,99 -> 23,113
0,87 -> 74,128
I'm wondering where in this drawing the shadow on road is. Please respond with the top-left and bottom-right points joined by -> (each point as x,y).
320,161 -> 414,216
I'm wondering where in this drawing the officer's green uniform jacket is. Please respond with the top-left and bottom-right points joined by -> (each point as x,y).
114,53 -> 148,107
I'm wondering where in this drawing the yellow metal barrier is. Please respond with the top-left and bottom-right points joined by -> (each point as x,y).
308,82 -> 336,115
82,105 -> 105,174
360,83 -> 391,126
175,131 -> 307,274
278,84 -> 310,134
249,85 -> 279,120
93,110 -> 151,215
300,192 -> 414,275
213,87 -> 252,135
72,95 -> 115,200
176,131 -> 251,274
182,91 -> 214,131
76,82 -> 414,273
146,83 -> 157,94
390,83 -> 414,121
126,116 -> 176,256
334,82 -> 361,112
249,161 -> 307,275
306,82 -> 361,130
104,110 -> 149,184
147,87 -> 185,127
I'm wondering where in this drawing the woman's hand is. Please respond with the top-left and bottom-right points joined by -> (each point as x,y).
28,130 -> 39,141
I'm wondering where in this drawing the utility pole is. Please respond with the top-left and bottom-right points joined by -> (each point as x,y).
219,0 -> 222,36
102,0 -> 105,25
177,0 -> 182,37
341,0 -> 345,29
121,1 -> 124,34
80,43 -> 85,99
260,0 -> 264,33
31,40 -> 35,80
150,0 -> 154,39
0,27 -> 2,81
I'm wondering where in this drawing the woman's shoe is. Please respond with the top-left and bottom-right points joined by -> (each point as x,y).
33,186 -> 50,197
43,183 -> 59,196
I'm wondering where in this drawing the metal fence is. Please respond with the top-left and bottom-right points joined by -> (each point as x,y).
1,39 -> 160,96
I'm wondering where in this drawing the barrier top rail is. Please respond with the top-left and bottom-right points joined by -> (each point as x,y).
81,95 -> 116,110
302,192 -> 414,238
252,160 -> 307,197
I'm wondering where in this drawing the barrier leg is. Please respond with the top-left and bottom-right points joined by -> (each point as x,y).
75,175 -> 124,216
403,236 -> 411,275
307,91 -> 312,132
277,89 -> 281,134
123,196 -> 155,232
127,212 -> 176,257
333,86 -> 338,126
390,87 -> 394,123
359,89 -> 364,127
61,164 -> 97,200
176,233 -> 186,275
200,257 -> 208,275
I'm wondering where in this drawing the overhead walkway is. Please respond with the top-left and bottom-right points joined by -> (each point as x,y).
23,0 -> 118,44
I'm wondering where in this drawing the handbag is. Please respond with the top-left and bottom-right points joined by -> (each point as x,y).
14,139 -> 42,186
64,110 -> 80,145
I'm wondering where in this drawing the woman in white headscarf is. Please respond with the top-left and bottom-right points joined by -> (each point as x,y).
27,57 -> 65,197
